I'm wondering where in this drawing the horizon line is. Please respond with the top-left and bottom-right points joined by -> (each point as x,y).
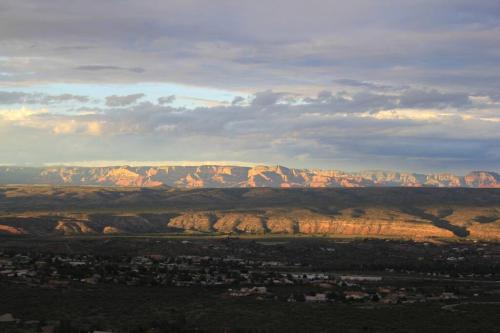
0,161 -> 497,176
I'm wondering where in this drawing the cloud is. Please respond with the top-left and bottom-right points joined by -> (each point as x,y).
231,96 -> 245,105
0,91 -> 90,104
302,90 -> 398,113
105,93 -> 145,107
48,160 -> 261,167
0,1 -> 499,172
157,95 -> 176,105
333,78 -> 397,91
0,97 -> 498,172
75,65 -> 145,73
366,109 -> 449,121
1,1 -> 499,95
0,107 -> 48,122
0,107 -> 102,136
52,120 -> 102,136
317,90 -> 333,101
399,89 -> 472,109
251,90 -> 288,107
86,121 -> 103,135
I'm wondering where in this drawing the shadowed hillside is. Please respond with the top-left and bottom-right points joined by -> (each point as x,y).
0,186 -> 498,240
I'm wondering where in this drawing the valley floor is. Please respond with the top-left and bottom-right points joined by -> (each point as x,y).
1,236 -> 500,333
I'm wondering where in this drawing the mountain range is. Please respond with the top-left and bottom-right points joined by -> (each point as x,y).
0,165 -> 499,188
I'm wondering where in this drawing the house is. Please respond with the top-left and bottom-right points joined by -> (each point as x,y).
47,279 -> 70,288
82,274 -> 101,285
41,326 -> 56,333
340,275 -> 382,282
250,286 -> 267,294
0,313 -> 19,323
440,292 -> 458,300
377,287 -> 392,294
149,255 -> 165,261
344,291 -> 370,301
318,283 -> 334,289
229,286 -> 267,296
380,294 -> 400,304
305,293 -> 328,302
68,261 -> 87,267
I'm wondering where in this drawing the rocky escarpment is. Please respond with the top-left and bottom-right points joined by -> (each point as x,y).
0,214 -> 177,236
1,207 -> 498,239
0,186 -> 498,240
0,165 -> 498,188
166,209 -> 498,239
171,206 -> 499,239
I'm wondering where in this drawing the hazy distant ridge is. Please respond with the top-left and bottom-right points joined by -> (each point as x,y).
0,165 -> 498,188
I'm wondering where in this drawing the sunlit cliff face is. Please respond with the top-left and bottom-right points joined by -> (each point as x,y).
0,165 -> 498,188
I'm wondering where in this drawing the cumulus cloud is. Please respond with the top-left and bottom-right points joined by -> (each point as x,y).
365,109 -> 450,121
0,91 -> 90,104
0,107 -> 102,136
398,89 -> 472,109
0,97 -> 498,172
1,85 -> 498,172
231,96 -> 245,105
251,90 -> 288,107
157,95 -> 176,105
0,107 -> 48,122
105,93 -> 145,107
302,90 -> 398,113
317,90 -> 333,101
52,120 -> 102,135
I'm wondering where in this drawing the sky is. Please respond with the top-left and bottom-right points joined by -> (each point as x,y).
0,0 -> 499,173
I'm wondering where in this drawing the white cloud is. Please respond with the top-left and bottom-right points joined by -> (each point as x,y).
0,107 -> 103,135
51,120 -> 102,135
0,107 -> 48,122
366,109 -> 450,121
45,160 -> 262,167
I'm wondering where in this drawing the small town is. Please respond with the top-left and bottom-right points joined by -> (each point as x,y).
2,237 -> 500,332
0,239 -> 500,333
